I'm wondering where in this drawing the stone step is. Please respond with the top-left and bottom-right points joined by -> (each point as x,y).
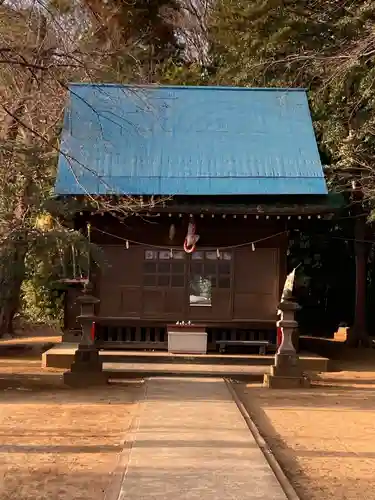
104,362 -> 267,381
104,352 -> 274,366
43,344 -> 329,372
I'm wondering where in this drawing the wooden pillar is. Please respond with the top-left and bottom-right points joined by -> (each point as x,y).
354,216 -> 366,332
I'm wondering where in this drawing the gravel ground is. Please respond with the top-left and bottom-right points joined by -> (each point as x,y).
237,371 -> 375,500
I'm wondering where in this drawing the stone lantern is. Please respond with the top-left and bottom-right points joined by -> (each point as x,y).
63,281 -> 108,387
264,269 -> 310,389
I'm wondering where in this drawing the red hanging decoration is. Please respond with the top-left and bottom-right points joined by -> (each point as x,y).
184,221 -> 200,253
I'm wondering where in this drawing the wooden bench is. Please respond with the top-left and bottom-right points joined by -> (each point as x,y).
216,340 -> 270,355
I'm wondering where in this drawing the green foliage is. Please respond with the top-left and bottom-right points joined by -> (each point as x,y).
20,226 -> 95,326
21,279 -> 64,327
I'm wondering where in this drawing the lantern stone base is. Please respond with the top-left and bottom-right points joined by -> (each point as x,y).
63,344 -> 108,387
263,373 -> 310,389
263,353 -> 310,389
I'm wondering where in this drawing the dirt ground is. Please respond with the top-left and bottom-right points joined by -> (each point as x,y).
0,356 -> 143,500
237,358 -> 375,500
3,329 -> 375,500
0,323 -> 62,344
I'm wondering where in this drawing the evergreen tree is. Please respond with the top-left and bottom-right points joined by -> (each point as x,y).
203,0 -> 375,343
206,0 -> 375,197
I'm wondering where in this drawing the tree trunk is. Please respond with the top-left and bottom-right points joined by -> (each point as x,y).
347,216 -> 370,347
0,241 -> 28,337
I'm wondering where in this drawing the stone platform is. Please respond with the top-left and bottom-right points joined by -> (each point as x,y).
42,343 -> 329,379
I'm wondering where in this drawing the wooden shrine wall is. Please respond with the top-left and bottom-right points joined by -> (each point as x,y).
97,244 -> 279,324
87,212 -> 286,325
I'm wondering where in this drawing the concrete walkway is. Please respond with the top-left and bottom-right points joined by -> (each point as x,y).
116,377 -> 287,500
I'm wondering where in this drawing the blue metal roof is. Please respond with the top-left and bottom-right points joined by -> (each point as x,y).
55,84 -> 328,196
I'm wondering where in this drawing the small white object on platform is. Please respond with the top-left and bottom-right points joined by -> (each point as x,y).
168,325 -> 207,354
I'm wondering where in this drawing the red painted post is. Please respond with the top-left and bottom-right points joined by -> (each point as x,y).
91,321 -> 96,342
277,327 -> 282,348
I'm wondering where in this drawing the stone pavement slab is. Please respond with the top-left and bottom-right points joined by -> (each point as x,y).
117,377 -> 287,500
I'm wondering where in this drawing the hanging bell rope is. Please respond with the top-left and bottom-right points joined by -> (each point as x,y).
183,221 -> 200,254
